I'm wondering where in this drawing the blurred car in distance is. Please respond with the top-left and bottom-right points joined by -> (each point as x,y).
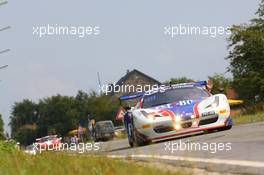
35,135 -> 62,149
24,144 -> 37,155
95,120 -> 115,141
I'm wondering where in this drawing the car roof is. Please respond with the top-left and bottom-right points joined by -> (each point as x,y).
36,135 -> 57,140
144,81 -> 207,97
119,81 -> 207,100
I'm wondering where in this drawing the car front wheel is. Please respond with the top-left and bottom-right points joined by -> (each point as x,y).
218,125 -> 232,131
131,120 -> 150,147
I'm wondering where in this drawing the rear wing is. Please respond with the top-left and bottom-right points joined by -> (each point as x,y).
170,81 -> 207,88
118,92 -> 144,111
118,81 -> 208,102
170,80 -> 212,92
119,92 -> 144,101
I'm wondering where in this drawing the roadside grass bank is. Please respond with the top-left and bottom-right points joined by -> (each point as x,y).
0,150 -> 189,175
232,111 -> 264,125
114,131 -> 127,140
0,140 -> 17,152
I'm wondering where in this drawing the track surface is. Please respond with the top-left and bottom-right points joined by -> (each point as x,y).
97,122 -> 264,174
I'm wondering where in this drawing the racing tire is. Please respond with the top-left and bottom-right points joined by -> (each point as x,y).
131,119 -> 150,147
126,121 -> 134,147
128,139 -> 134,147
218,125 -> 232,131
128,135 -> 134,147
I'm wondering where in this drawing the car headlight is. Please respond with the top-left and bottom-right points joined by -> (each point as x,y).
174,123 -> 181,131
174,115 -> 181,123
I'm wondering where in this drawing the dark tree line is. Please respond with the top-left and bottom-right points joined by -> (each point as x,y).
9,91 -> 120,145
0,114 -> 5,140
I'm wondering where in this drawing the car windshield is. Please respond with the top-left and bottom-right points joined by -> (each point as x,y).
39,138 -> 49,142
142,86 -> 210,108
96,122 -> 114,131
38,136 -> 57,142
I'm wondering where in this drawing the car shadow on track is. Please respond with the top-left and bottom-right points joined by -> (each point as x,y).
154,129 -> 227,144
104,129 -> 229,153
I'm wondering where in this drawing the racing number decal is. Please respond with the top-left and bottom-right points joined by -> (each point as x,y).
179,100 -> 193,106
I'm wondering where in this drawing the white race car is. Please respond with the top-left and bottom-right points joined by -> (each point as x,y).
121,81 -> 233,147
35,135 -> 62,149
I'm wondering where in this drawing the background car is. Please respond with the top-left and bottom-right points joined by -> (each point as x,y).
35,135 -> 62,149
24,144 -> 37,155
95,120 -> 115,141
120,81 -> 233,147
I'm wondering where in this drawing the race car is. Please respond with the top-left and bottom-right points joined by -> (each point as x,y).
35,135 -> 62,149
120,81 -> 233,147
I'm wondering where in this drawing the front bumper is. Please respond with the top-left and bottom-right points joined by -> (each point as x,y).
135,114 -> 231,142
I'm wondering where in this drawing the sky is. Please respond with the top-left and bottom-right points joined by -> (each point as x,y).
0,0 -> 261,133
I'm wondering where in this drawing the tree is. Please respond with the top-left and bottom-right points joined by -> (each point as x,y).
165,77 -> 194,85
9,91 -> 121,145
86,92 -> 120,124
208,74 -> 232,94
9,100 -> 38,144
37,95 -> 80,137
0,114 -> 5,140
227,0 -> 264,103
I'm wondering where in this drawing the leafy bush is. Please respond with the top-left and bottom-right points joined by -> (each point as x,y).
0,140 -> 17,152
10,91 -> 120,145
0,152 -> 186,175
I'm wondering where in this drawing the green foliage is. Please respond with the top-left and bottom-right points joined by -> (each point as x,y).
0,114 -> 5,140
0,152 -> 186,175
0,140 -> 17,152
166,77 -> 194,84
227,0 -> 264,103
13,128 -> 37,146
257,0 -> 264,17
9,91 -> 120,145
208,74 -> 232,94
37,95 -> 80,138
86,92 -> 120,122
233,111 -> 264,125
9,100 -> 38,145
10,100 -> 38,135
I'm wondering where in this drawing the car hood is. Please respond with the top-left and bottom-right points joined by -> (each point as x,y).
148,98 -> 204,120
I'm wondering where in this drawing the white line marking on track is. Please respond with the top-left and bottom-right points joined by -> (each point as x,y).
107,154 -> 264,168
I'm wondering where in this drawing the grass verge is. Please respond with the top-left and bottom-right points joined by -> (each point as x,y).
232,112 -> 264,125
0,151 -> 189,175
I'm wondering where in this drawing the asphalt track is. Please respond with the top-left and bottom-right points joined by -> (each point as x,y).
98,122 -> 264,174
